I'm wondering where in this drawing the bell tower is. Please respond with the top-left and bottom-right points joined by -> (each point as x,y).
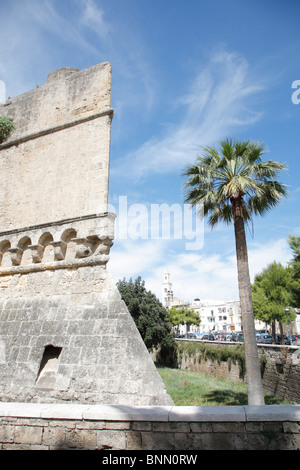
162,270 -> 174,308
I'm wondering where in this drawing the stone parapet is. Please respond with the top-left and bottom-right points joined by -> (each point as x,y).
0,403 -> 299,450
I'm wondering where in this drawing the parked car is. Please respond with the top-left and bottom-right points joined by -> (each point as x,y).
227,334 -> 237,342
236,334 -> 244,342
187,333 -> 197,339
259,334 -> 272,344
218,333 -> 227,341
202,334 -> 215,341
288,335 -> 297,344
197,333 -> 207,340
275,334 -> 289,345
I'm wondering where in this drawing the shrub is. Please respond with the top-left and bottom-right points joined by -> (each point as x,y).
0,116 -> 14,143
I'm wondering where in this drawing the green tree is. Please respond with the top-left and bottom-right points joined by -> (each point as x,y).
252,261 -> 296,342
117,276 -> 176,365
168,307 -> 201,336
288,234 -> 300,306
183,138 -> 287,405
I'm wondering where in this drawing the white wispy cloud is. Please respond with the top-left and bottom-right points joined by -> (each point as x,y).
108,235 -> 292,304
0,0 -> 102,96
0,0 -> 157,122
109,238 -> 168,282
109,239 -> 239,302
247,237 -> 291,280
112,51 -> 265,179
81,0 -> 111,39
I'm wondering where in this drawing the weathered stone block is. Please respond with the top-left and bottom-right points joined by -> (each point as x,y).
0,424 -> 15,443
14,426 -> 42,445
97,429 -> 126,450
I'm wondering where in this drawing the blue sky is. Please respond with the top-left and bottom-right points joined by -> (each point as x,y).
1,0 -> 300,302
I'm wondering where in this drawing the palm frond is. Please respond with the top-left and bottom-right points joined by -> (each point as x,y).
183,138 -> 288,229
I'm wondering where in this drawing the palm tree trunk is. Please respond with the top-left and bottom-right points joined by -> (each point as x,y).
231,196 -> 265,405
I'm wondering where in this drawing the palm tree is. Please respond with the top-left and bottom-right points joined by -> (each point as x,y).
183,138 -> 287,405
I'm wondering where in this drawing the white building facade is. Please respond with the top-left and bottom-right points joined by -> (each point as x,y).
162,272 -> 300,336
188,299 -> 242,334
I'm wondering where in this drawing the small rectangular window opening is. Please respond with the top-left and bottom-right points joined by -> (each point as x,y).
276,363 -> 284,375
36,345 -> 62,390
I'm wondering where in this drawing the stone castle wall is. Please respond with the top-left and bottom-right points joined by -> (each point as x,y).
0,63 -> 112,230
0,62 -> 172,406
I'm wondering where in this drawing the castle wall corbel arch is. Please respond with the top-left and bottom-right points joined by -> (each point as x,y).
60,228 -> 77,260
0,213 -> 115,272
60,228 -> 77,243
37,232 -> 54,263
38,232 -> 54,247
17,236 -> 32,250
0,240 -> 11,267
14,236 -> 32,266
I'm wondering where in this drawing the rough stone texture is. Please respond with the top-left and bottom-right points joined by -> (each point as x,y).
0,267 -> 172,405
0,63 -> 112,229
0,62 -> 172,406
258,344 -> 300,404
0,403 -> 299,450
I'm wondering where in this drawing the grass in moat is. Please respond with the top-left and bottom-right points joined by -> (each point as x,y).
157,367 -> 290,406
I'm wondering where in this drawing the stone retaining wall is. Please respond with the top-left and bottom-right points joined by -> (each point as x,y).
0,403 -> 299,450
177,340 -> 300,403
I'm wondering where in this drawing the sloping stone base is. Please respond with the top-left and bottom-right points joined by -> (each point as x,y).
0,266 -> 173,406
